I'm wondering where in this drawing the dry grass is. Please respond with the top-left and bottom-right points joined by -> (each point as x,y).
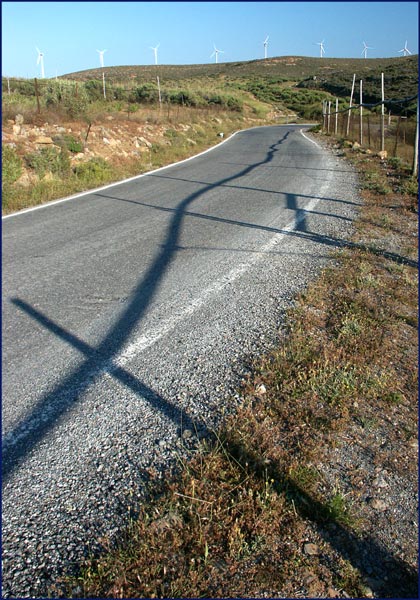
53,137 -> 418,599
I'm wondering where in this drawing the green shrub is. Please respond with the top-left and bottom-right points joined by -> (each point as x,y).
2,145 -> 22,188
133,83 -> 159,104
24,146 -> 70,179
44,81 -> 89,119
73,157 -> 112,182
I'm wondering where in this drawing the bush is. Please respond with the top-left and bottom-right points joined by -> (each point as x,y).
53,134 -> 84,153
2,145 -> 22,188
44,81 -> 89,119
73,157 -> 112,182
24,146 -> 71,179
133,83 -> 159,104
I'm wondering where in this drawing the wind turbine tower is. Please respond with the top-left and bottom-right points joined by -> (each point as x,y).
361,42 -> 373,59
398,41 -> 412,56
263,35 -> 269,59
97,49 -> 106,68
316,40 -> 325,58
210,44 -> 224,64
36,47 -> 45,78
150,43 -> 160,65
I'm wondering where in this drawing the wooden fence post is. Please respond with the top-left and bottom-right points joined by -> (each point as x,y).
326,101 -> 331,133
346,74 -> 356,137
359,80 -> 363,145
380,73 -> 385,152
413,99 -> 418,177
393,115 -> 401,157
335,98 -> 338,134
34,78 -> 41,113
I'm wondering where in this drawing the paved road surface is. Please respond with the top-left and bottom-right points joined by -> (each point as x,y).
2,125 -> 361,596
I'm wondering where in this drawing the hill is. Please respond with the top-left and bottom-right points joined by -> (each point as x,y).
63,55 -> 418,108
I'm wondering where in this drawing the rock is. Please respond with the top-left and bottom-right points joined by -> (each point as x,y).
373,475 -> 388,488
35,136 -> 54,145
181,429 -> 193,440
303,542 -> 320,556
136,136 -> 152,149
255,383 -> 267,395
369,498 -> 388,511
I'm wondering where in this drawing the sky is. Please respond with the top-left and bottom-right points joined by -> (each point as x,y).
2,1 -> 419,78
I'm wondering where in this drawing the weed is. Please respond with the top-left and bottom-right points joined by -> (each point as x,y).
2,145 -> 22,187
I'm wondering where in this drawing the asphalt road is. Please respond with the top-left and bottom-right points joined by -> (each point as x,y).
2,125 -> 361,596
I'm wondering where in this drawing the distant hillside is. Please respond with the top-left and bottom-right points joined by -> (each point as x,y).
59,55 -> 418,117
63,55 -> 416,83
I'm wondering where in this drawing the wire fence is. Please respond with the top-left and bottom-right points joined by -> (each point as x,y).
321,93 -> 418,174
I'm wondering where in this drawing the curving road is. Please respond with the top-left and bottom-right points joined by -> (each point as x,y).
2,125 -> 361,596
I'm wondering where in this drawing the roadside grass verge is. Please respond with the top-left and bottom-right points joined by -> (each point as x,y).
55,138 -> 418,598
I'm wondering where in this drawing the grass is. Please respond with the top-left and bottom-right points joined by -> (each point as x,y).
51,124 -> 418,598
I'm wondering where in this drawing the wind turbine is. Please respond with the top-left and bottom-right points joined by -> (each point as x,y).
361,41 -> 373,59
36,47 -> 45,78
316,40 -> 325,58
398,41 -> 412,56
150,43 -> 160,65
96,49 -> 106,68
263,35 -> 269,59
210,44 -> 224,64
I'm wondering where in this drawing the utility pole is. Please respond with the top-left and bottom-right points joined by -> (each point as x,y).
346,74 -> 356,137
413,98 -> 419,177
359,80 -> 363,145
380,72 -> 385,152
335,97 -> 338,134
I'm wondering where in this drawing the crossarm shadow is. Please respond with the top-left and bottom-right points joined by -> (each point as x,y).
226,438 -> 418,598
3,299 -> 206,480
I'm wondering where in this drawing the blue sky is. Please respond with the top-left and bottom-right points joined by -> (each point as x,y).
2,1 -> 418,78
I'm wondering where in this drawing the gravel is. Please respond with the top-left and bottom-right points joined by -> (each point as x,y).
2,129 -> 362,598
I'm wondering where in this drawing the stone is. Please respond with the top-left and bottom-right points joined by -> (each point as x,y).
303,542 -> 319,556
35,136 -> 54,145
369,498 -> 388,511
137,136 -> 152,149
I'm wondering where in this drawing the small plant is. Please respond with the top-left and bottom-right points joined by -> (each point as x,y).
24,146 -> 70,179
73,157 -> 112,183
2,145 -> 22,188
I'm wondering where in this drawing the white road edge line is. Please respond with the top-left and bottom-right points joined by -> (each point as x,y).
300,128 -> 321,148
